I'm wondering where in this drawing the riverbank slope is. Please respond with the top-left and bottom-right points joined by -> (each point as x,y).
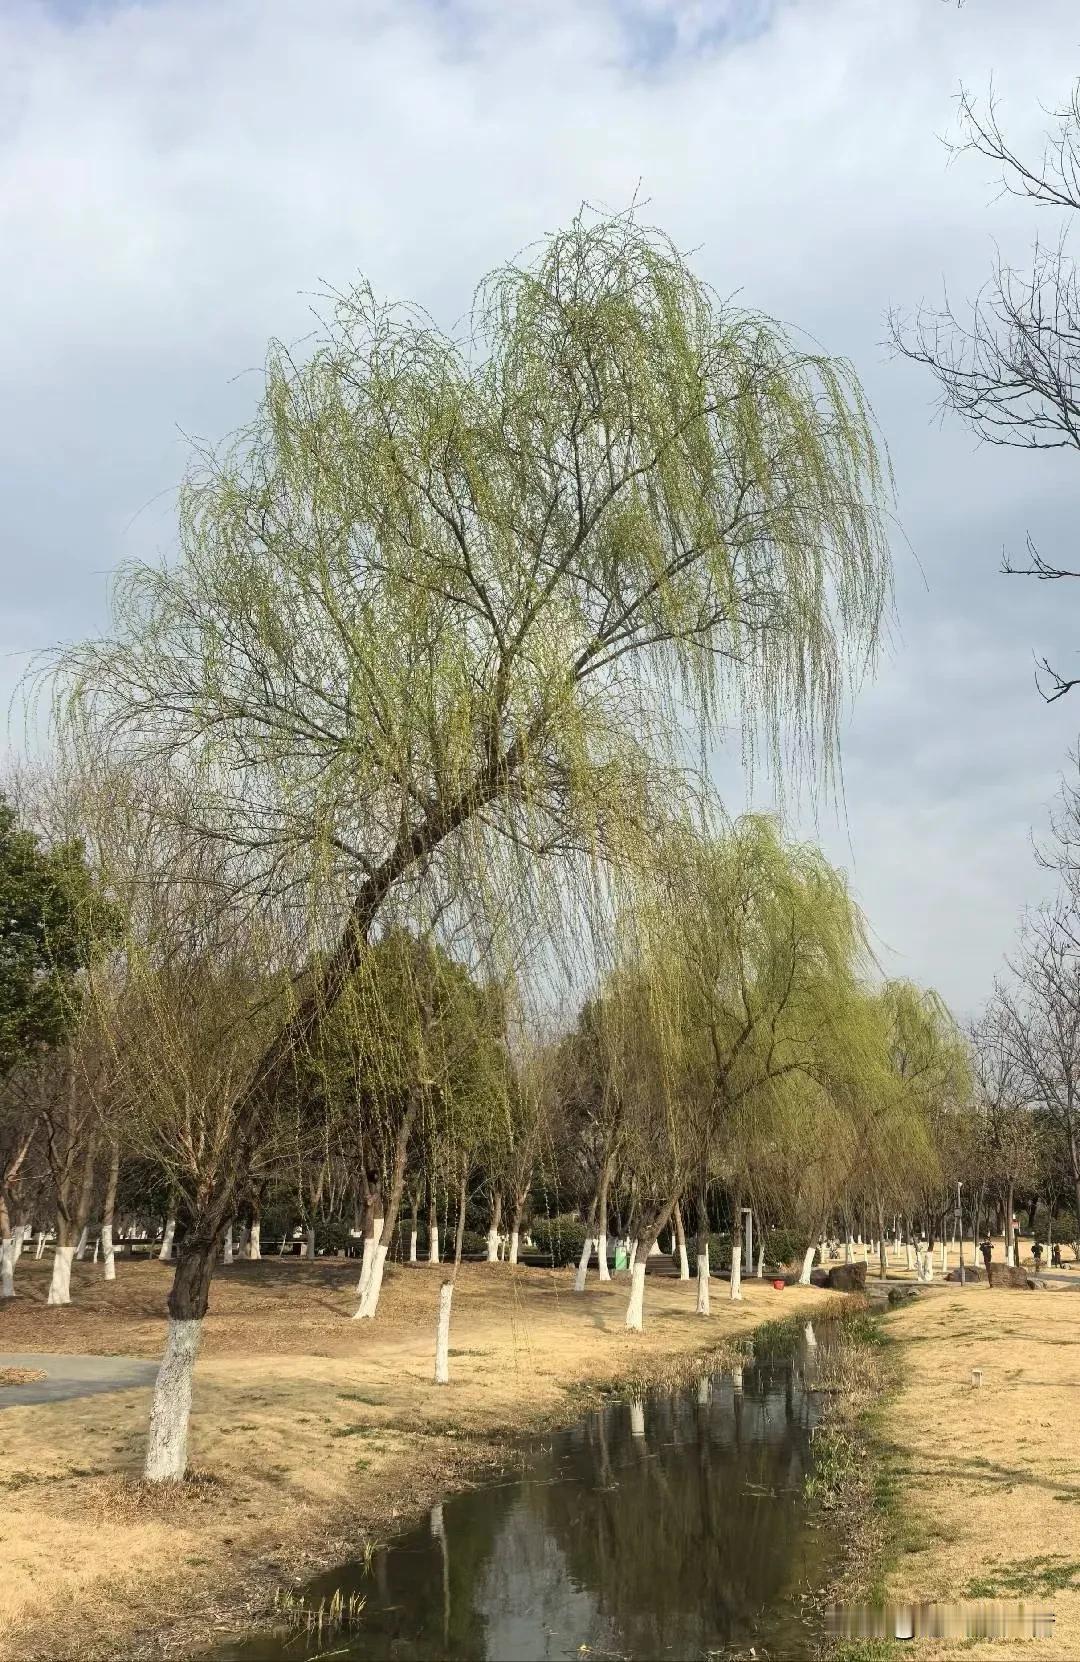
0,1255 -> 829,1662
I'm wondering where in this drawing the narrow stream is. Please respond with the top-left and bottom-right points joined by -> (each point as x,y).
213,1324 -> 836,1661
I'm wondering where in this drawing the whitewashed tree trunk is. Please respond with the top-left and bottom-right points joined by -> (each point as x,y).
486,1227 -> 499,1262
729,1241 -> 743,1301
428,1223 -> 440,1264
509,1229 -> 520,1265
434,1280 -> 453,1384
144,1318 -> 202,1482
573,1233 -> 593,1292
844,1236 -> 853,1264
248,1220 -> 261,1260
1006,1240 -> 1015,1267
35,1230 -> 46,1260
625,1259 -> 647,1330
597,1231 -> 610,1281
940,1239 -> 948,1273
12,1224 -> 27,1263
696,1246 -> 710,1315
630,1399 -> 645,1438
304,1224 -> 316,1262
0,1237 -> 14,1298
74,1225 -> 90,1261
92,1236 -> 100,1263
223,1224 -> 234,1265
47,1244 -> 74,1305
353,1241 -> 389,1320
101,1222 -> 116,1281
905,1241 -> 915,1272
756,1242 -> 765,1278
159,1218 -> 176,1262
356,1231 -> 377,1297
409,1227 -> 419,1264
798,1244 -> 817,1285
679,1239 -> 691,1280
628,1239 -> 639,1273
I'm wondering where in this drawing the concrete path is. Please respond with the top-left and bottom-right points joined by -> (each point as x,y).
0,1353 -> 158,1408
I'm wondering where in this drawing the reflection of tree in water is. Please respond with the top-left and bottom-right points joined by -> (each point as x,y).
214,1353 -> 829,1661
529,1359 -> 827,1657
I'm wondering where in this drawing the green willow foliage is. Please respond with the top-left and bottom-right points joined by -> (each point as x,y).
61,207 -> 893,984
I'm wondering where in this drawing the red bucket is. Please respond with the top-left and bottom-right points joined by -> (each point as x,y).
772,1279 -> 785,1291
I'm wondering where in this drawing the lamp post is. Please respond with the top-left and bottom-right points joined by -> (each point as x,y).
956,1181 -> 965,1288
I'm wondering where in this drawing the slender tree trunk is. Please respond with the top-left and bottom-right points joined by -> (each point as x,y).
798,1242 -> 817,1285
574,1198 -> 599,1292
674,1201 -> 690,1281
159,1216 -> 176,1262
877,1199 -> 888,1281
427,1182 -> 440,1264
1006,1182 -> 1015,1266
0,1192 -> 14,1299
597,1156 -> 613,1283
696,1193 -> 711,1315
433,1175 -> 468,1384
101,1140 -> 120,1282
625,1201 -> 675,1332
356,1098 -> 417,1320
509,1188 -> 527,1266
485,1191 -> 502,1262
248,1217 -> 261,1260
223,1223 -> 234,1265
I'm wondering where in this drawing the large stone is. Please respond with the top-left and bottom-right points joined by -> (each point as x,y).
986,1262 -> 1036,1290
825,1262 -> 867,1293
944,1266 -> 984,1282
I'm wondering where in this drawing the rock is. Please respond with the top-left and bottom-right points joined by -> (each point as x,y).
986,1262 -> 1036,1289
887,1285 -> 918,1306
825,1262 -> 867,1292
944,1266 -> 984,1282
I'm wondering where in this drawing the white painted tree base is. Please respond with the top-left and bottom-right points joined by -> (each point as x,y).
158,1219 -> 176,1262
409,1229 -> 418,1264
353,1243 -> 389,1320
434,1281 -> 453,1384
144,1318 -> 202,1481
625,1260 -> 647,1330
0,1238 -> 14,1298
101,1223 -> 116,1282
597,1231 -> 610,1282
679,1243 -> 690,1281
428,1225 -> 440,1264
508,1229 -> 520,1266
249,1222 -> 261,1260
798,1244 -> 817,1285
573,1233 -> 593,1293
696,1250 -> 710,1315
47,1244 -> 74,1305
729,1243 -> 743,1302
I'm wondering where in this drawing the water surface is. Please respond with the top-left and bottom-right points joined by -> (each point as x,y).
213,1334 -> 834,1661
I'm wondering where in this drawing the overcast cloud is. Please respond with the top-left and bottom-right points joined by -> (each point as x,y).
3,0 -> 1080,1015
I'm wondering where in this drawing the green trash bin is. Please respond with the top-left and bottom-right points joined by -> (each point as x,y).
614,1243 -> 629,1271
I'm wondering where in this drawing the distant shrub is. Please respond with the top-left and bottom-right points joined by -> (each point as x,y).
531,1213 -> 589,1268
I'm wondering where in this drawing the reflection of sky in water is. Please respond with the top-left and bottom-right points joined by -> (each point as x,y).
476,1500 -> 615,1662
211,1341 -> 835,1662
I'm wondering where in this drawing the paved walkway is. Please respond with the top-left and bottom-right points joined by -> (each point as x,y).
0,1353 -> 158,1408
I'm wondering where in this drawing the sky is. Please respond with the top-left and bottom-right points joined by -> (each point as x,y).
3,0 -> 1080,1017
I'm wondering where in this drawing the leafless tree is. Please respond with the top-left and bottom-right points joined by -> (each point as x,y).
891,79 -> 1080,698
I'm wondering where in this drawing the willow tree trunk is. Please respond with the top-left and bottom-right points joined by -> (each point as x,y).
674,1202 -> 690,1281
1006,1182 -> 1015,1266
508,1189 -> 527,1266
625,1202 -> 676,1332
574,1199 -> 599,1293
596,1156 -> 613,1283
877,1200 -> 888,1280
485,1192 -> 502,1263
433,1176 -> 468,1384
355,1097 -> 417,1320
696,1201 -> 711,1315
101,1140 -> 120,1282
159,1216 -> 176,1262
0,1192 -> 14,1299
144,1220 -> 227,1481
427,1184 -> 440,1264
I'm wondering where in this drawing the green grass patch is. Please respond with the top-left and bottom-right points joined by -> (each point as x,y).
964,1555 -> 1080,1597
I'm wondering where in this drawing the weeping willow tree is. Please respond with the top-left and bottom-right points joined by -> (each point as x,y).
53,206 -> 893,1477
582,816 -> 888,1329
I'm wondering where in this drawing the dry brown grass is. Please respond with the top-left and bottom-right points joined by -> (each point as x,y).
0,1253 -> 829,1662
0,1367 -> 47,1386
879,1279 -> 1080,1659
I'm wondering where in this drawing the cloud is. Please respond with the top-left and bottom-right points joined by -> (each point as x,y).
2,0 -> 1079,1011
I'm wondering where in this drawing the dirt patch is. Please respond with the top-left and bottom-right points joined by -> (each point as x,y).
877,1280 -> 1080,1659
0,1254 -> 832,1661
0,1367 -> 47,1386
